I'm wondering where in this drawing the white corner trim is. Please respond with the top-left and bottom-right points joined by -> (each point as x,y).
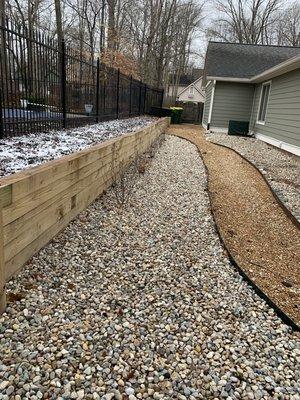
256,81 -> 272,125
202,122 -> 208,130
209,126 -> 228,133
249,86 -> 257,131
207,80 -> 216,125
255,133 -> 300,156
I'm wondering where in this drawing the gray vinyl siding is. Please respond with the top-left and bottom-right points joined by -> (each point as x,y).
250,68 -> 300,148
211,82 -> 255,129
202,81 -> 214,125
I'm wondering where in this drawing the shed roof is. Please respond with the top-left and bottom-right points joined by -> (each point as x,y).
204,42 -> 300,81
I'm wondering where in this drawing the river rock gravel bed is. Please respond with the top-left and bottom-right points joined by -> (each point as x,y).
206,133 -> 300,221
0,136 -> 299,400
0,116 -> 156,178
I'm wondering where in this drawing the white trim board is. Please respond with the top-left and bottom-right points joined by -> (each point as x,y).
207,80 -> 216,124
256,81 -> 272,125
255,133 -> 300,156
202,122 -> 208,130
209,127 -> 228,133
206,76 -> 251,83
251,55 -> 300,83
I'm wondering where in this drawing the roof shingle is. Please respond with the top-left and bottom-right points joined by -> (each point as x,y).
204,42 -> 300,80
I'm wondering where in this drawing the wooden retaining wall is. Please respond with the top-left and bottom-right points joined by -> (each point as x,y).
0,118 -> 169,311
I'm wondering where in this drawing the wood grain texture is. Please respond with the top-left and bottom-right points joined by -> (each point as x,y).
0,185 -> 12,208
0,118 -> 169,284
0,199 -> 6,313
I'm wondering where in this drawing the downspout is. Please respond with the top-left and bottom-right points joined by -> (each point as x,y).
249,85 -> 257,135
207,80 -> 216,131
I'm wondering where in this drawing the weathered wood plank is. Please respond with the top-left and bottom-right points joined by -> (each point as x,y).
0,199 -> 6,313
2,139 -> 137,225
2,118 -> 169,282
5,174 -> 113,279
4,162 -> 118,259
5,135 -> 136,204
0,185 -> 12,208
0,122 -> 159,203
3,138 -> 144,246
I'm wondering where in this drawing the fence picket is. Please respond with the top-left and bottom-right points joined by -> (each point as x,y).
60,39 -> 67,129
0,20 -> 164,137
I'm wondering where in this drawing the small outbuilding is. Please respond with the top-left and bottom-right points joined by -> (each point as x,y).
202,42 -> 300,156
176,76 -> 205,104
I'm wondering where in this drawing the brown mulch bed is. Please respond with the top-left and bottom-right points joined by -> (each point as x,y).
168,125 -> 300,326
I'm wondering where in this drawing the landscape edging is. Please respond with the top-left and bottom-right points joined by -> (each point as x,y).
168,131 -> 300,332
208,140 -> 300,230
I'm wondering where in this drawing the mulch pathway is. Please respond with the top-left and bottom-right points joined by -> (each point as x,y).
168,124 -> 300,327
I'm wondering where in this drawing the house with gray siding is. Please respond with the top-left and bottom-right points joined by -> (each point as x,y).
202,42 -> 300,156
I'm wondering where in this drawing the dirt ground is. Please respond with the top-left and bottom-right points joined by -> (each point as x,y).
167,124 -> 300,327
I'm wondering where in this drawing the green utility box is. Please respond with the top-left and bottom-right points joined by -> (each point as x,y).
228,120 -> 250,136
170,107 -> 183,124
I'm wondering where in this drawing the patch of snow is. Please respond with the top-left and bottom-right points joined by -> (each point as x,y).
0,116 -> 157,178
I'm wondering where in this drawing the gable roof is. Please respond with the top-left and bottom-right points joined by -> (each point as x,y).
203,41 -> 300,82
252,54 -> 300,82
169,68 -> 203,86
177,76 -> 204,97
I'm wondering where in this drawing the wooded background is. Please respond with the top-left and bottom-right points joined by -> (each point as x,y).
0,0 -> 299,91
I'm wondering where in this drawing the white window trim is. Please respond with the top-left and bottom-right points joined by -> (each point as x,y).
256,80 -> 272,125
208,80 -> 216,125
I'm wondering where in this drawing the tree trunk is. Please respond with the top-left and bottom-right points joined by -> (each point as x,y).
107,0 -> 117,51
54,0 -> 64,44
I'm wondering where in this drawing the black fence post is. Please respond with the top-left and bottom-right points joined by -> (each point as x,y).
129,75 -> 132,117
143,84 -> 147,114
160,89 -> 164,109
116,68 -> 120,119
0,20 -> 164,137
0,61 -> 3,138
0,21 -> 5,138
138,81 -> 142,115
0,94 -> 3,139
60,39 -> 67,129
96,58 -> 100,123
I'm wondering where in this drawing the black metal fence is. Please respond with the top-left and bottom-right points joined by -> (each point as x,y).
0,19 -> 164,138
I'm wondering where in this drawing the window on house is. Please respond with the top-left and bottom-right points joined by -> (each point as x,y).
257,82 -> 271,123
189,86 -> 194,95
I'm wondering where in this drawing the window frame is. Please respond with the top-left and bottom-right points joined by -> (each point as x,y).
257,81 -> 271,125
189,86 -> 194,95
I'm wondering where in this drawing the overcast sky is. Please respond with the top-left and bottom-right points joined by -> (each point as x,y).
190,1 -> 212,68
191,0 -> 298,67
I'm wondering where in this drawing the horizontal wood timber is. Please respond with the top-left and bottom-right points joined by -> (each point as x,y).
0,118 -> 169,284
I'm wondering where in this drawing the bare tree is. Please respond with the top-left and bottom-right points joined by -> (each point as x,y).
206,0 -> 283,44
5,0 -> 204,89
54,0 -> 63,43
0,0 -> 5,19
119,0 -> 203,87
275,2 -> 300,46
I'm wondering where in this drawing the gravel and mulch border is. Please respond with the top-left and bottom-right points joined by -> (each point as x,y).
206,133 -> 300,222
0,116 -> 157,178
167,125 -> 300,329
1,134 -> 299,399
